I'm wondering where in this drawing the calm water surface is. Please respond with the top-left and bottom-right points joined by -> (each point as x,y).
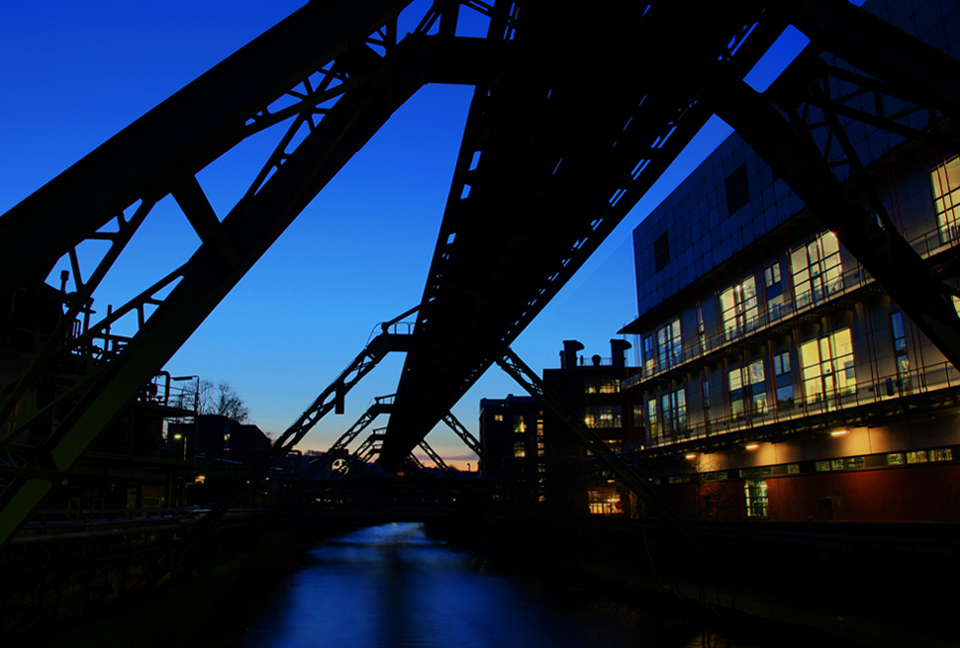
240,522 -> 642,648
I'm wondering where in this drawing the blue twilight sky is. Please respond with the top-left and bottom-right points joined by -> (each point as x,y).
0,1 -> 825,467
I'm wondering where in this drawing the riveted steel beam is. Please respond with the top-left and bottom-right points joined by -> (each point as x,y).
717,80 -> 960,371
0,1 -> 414,302
496,347 -> 686,529
791,0 -> 960,120
0,8 -> 496,547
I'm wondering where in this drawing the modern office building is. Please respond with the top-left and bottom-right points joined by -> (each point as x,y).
619,0 -> 960,522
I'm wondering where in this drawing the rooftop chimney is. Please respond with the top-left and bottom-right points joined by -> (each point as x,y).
610,339 -> 632,368
561,340 -> 584,369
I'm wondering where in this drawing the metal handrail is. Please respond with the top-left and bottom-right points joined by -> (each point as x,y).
645,360 -> 960,449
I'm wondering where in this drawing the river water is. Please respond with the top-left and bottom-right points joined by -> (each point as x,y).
239,522 -> 662,648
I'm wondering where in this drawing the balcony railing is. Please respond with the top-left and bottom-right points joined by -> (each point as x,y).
629,262 -> 872,389
644,360 -> 960,450
626,215 -> 960,393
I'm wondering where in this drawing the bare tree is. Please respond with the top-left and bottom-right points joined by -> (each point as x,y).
198,379 -> 250,423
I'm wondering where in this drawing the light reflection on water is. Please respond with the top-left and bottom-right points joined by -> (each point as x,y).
240,522 -> 635,648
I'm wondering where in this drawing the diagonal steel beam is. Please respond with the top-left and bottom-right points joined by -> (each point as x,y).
0,0 -> 413,300
0,29 -> 490,548
717,80 -> 960,371
791,0 -> 960,119
495,347 -> 686,529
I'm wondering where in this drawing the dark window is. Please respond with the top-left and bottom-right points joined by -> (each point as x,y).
725,163 -> 750,215
654,232 -> 670,272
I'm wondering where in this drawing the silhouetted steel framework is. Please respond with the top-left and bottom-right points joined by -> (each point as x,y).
2,0 -> 960,547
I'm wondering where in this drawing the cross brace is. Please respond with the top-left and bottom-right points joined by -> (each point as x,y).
175,322 -> 410,558
717,81 -> 960,372
495,348 -> 686,531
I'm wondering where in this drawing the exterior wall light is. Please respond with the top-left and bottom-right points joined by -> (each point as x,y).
685,453 -> 697,460
745,443 -> 760,450
830,430 -> 849,437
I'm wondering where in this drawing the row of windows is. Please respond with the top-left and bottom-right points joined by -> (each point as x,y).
642,232 -> 844,375
642,327 -> 857,442
932,156 -> 960,244
663,450 -> 955,493
644,154 -> 960,379
584,378 -> 621,394
584,405 -> 622,429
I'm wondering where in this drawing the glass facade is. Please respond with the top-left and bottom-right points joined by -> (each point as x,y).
791,232 -> 842,310
800,329 -> 855,408
931,156 -> 960,244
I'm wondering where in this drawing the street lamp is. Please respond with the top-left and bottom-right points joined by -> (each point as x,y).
171,375 -> 200,462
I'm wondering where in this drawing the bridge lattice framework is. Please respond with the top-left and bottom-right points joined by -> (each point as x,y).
2,0 -> 960,547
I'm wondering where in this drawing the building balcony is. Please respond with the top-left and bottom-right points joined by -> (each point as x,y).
623,215 -> 960,393
623,262 -> 875,392
643,360 -> 960,455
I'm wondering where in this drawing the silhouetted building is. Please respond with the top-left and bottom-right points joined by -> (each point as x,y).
0,283 -> 199,511
541,339 -> 640,514
167,414 -> 273,505
479,394 -> 542,497
620,0 -> 960,522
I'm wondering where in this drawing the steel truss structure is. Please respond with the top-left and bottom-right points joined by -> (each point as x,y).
496,347 -> 683,526
716,0 -> 960,373
2,0 -> 960,547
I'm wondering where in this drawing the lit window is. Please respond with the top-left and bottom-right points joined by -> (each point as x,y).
513,441 -> 526,458
765,261 -> 785,321
930,156 -> 960,244
513,416 -> 527,433
587,486 -> 621,515
660,388 -> 687,439
748,360 -> 767,415
585,378 -> 620,394
800,328 -> 855,409
764,262 -> 781,287
632,403 -> 644,428
656,319 -> 682,370
773,351 -> 794,411
843,457 -> 865,470
642,335 -> 656,375
728,360 -> 765,419
720,275 -> 758,342
494,414 -> 503,422
585,405 -> 622,428
933,448 -> 953,461
646,398 -> 658,441
791,232 -> 843,310
889,312 -> 912,395
906,451 -> 929,464
743,479 -> 768,518
599,379 -> 620,394
886,453 -> 904,465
